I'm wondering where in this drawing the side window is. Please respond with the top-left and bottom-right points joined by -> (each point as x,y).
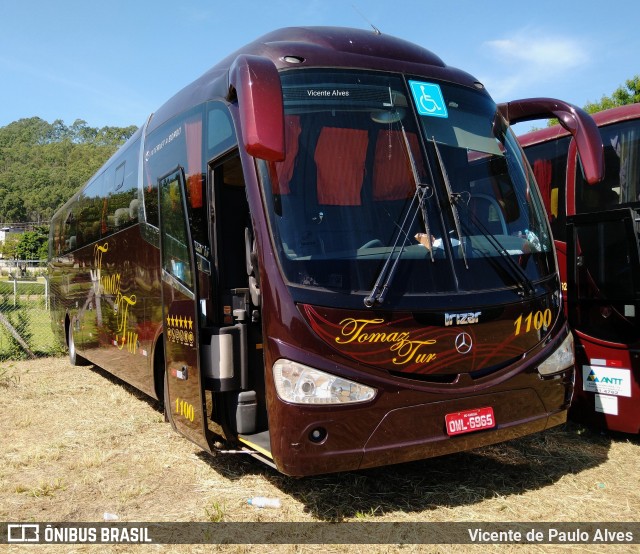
159,169 -> 193,291
115,162 -> 125,192
63,202 -> 79,253
141,103 -> 236,250
144,124 -> 186,229
77,174 -> 104,247
75,172 -> 105,249
110,139 -> 140,230
576,120 -> 640,213
142,105 -> 205,246
50,211 -> 64,257
207,103 -> 236,156
525,136 -> 570,241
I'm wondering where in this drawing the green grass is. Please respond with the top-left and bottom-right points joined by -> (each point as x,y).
0,276 -> 47,296
0,299 -> 61,360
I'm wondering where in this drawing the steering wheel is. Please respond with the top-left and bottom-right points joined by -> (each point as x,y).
360,239 -> 384,249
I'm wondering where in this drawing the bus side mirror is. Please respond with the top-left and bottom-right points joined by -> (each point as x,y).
228,55 -> 285,162
498,98 -> 605,185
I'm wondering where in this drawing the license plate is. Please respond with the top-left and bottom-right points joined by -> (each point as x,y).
445,406 -> 495,436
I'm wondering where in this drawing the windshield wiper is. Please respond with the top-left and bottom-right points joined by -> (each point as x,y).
363,183 -> 420,308
430,137 -> 535,296
455,200 -> 536,297
403,128 -> 435,264
363,124 -> 433,308
431,137 -> 468,269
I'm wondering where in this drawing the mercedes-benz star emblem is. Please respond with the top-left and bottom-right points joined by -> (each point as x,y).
455,332 -> 473,354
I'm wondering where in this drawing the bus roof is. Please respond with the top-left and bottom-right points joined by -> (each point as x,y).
54,27 -> 490,216
519,102 -> 640,147
147,26 -> 482,134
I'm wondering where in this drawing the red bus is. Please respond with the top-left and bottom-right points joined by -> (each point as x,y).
521,103 -> 640,434
49,27 -> 604,476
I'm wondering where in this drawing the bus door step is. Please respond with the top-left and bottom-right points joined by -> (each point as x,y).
237,431 -> 274,468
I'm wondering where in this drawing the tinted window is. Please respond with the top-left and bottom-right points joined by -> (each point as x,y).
523,136 -> 571,241
576,119 -> 640,213
142,106 -> 206,247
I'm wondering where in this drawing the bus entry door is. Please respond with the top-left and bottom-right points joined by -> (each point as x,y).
566,208 -> 640,345
158,168 -> 211,452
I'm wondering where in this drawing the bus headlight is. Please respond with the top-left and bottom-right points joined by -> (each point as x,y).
538,332 -> 574,376
273,359 -> 376,405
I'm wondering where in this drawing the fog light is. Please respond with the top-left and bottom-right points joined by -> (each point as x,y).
309,427 -> 327,443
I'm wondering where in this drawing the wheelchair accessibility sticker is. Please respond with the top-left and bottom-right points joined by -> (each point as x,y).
409,81 -> 448,118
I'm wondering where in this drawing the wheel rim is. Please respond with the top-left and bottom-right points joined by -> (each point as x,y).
69,326 -> 76,359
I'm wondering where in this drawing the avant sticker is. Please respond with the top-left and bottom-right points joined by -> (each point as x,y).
408,81 -> 448,118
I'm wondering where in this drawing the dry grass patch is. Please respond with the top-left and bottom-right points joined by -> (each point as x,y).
0,357 -> 638,553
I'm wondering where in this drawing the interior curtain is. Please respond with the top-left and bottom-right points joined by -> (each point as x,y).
184,117 -> 203,208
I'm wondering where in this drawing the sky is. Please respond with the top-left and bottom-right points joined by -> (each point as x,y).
1,0 -> 638,132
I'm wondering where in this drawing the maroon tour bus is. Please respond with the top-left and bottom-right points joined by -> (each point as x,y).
521,103 -> 640,434
49,27 -> 604,476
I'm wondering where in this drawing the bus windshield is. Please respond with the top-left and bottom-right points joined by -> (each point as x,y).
259,69 -> 554,304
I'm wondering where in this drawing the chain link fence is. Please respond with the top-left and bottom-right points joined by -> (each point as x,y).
0,269 -> 63,361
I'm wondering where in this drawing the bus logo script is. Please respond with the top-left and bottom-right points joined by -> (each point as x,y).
445,311 -> 481,326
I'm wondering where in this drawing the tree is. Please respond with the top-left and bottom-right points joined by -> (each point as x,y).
543,75 -> 640,128
1,234 -> 20,259
0,117 -> 51,147
1,193 -> 27,222
584,75 -> 640,114
14,228 -> 49,260
0,118 -> 137,225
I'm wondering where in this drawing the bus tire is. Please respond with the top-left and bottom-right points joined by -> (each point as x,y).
68,323 -> 89,366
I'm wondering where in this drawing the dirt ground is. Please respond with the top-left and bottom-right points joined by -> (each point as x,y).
1,357 -> 638,553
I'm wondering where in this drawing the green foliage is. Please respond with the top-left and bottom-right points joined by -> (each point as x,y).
0,305 -> 32,361
204,501 -> 226,522
0,117 -> 137,227
545,75 -> 640,127
1,234 -> 20,259
14,227 -> 49,260
0,292 -> 60,360
584,75 -> 640,114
